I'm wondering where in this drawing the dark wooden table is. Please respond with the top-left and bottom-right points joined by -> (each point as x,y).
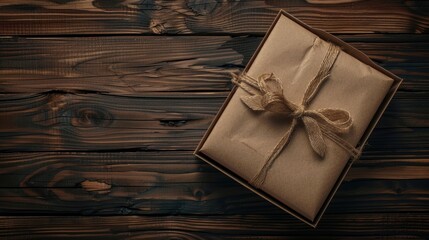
1,0 -> 428,239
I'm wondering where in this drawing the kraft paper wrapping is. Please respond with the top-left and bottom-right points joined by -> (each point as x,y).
200,14 -> 394,221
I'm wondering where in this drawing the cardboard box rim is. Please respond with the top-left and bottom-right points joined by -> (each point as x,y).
194,10 -> 403,227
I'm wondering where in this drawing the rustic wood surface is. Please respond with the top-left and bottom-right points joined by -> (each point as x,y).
0,0 -> 428,239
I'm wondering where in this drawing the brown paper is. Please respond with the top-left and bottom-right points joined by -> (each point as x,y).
195,10 -> 402,226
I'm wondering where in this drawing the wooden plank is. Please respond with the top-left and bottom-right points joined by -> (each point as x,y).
0,1 -> 427,238
0,92 -> 223,151
1,35 -> 428,93
0,92 -> 428,156
0,0 -> 428,35
0,214 -> 428,239
0,152 -> 428,188
0,152 -> 427,215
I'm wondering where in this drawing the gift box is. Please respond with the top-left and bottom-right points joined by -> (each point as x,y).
194,10 -> 402,227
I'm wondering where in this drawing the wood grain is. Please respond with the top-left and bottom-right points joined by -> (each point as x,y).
0,92 -> 223,151
0,0 -> 428,35
1,35 -> 428,93
0,214 -> 428,239
1,0 -> 428,237
0,92 -> 428,157
1,152 -> 428,188
0,152 -> 427,215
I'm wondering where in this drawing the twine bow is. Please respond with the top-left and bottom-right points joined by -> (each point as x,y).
232,43 -> 361,188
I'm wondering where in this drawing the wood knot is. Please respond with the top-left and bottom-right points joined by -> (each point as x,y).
71,107 -> 113,128
80,180 -> 111,194
159,119 -> 187,127
47,93 -> 67,112
193,188 -> 206,201
187,0 -> 218,15
92,0 -> 124,10
150,19 -> 166,34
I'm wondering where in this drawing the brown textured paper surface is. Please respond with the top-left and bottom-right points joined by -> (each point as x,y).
200,14 -> 394,221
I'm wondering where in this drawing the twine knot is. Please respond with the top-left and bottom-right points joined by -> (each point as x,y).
231,42 -> 361,188
292,105 -> 305,118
